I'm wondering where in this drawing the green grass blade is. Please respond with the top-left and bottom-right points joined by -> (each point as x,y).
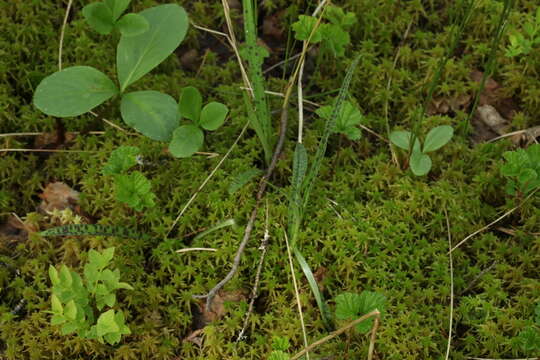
193,219 -> 236,242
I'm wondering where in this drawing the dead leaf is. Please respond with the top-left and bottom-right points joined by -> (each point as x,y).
470,70 -> 517,120
200,290 -> 246,323
511,126 -> 540,146
38,182 -> 80,213
263,12 -> 285,40
471,104 -> 510,143
314,266 -> 328,293
428,94 -> 471,115
183,328 -> 205,347
0,214 -> 33,245
179,49 -> 199,72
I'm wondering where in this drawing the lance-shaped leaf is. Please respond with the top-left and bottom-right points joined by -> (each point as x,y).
33,66 -> 118,117
117,4 -> 188,91
120,91 -> 179,141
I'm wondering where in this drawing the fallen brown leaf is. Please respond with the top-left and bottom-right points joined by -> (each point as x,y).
38,182 -> 80,213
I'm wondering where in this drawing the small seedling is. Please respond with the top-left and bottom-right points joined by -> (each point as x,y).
103,146 -> 156,211
268,336 -> 291,360
292,5 -> 357,57
390,125 -> 454,176
334,291 -> 386,333
500,144 -> 540,198
506,8 -> 540,57
315,100 -> 364,140
169,86 -> 229,158
82,0 -> 149,37
49,247 -> 133,345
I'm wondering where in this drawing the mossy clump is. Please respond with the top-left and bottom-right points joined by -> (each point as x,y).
1,0 -> 539,359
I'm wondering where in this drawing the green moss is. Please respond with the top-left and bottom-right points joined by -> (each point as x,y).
1,0 -> 539,359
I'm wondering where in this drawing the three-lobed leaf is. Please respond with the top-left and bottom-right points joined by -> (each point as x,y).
117,4 -> 188,91
102,146 -> 140,176
316,101 -> 363,140
115,171 -> 156,211
34,66 -> 118,117
120,91 -> 179,141
168,125 -> 204,158
292,15 -> 323,43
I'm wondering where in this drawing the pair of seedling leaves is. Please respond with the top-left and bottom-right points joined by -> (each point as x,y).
82,0 -> 149,37
49,247 -> 133,345
33,2 -> 229,158
390,126 -> 454,176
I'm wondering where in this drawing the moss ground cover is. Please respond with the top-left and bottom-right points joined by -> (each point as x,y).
1,0 -> 539,359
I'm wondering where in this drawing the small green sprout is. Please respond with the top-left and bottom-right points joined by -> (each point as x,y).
335,291 -> 386,333
49,247 -> 133,345
390,125 -> 454,176
506,8 -> 540,57
500,144 -> 540,197
315,100 -> 364,140
169,86 -> 229,158
103,146 -> 156,211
